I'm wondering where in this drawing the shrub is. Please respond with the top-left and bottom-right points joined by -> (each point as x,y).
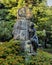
0,21 -> 14,41
0,40 -> 52,65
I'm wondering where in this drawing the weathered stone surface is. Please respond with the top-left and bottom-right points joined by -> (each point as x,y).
13,18 -> 30,40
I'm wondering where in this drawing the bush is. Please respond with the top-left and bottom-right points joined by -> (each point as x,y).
0,39 -> 25,65
36,31 -> 46,44
0,3 -> 5,9
0,21 -> 14,41
0,39 -> 52,65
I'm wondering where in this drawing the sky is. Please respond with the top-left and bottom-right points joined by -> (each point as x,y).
47,0 -> 52,6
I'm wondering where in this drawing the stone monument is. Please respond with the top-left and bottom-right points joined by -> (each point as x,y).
12,7 -> 38,55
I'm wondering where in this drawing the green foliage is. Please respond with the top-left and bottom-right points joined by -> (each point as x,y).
36,31 -> 46,37
0,0 -> 18,7
0,39 -> 25,65
0,21 -> 14,41
36,30 -> 46,44
0,40 -> 52,65
32,6 -> 49,25
9,0 -> 25,17
0,9 -> 9,20
30,50 -> 52,65
9,7 -> 18,17
0,8 -> 15,42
